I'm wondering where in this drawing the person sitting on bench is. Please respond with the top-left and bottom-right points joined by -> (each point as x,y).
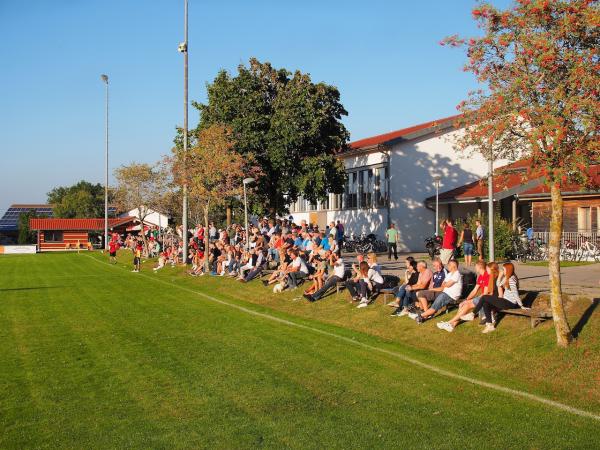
287,249 -> 309,289
303,252 -> 328,296
391,260 -> 432,317
436,260 -> 495,332
410,259 -> 462,324
346,261 -> 384,308
473,262 -> 527,334
387,257 -> 417,308
303,253 -> 345,302
404,258 -> 446,315
240,247 -> 266,282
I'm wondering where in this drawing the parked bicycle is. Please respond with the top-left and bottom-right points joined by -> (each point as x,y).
342,233 -> 388,254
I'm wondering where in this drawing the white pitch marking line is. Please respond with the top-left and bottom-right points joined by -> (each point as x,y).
88,255 -> 600,422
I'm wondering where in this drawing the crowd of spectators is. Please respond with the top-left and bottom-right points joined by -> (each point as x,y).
108,216 -> 527,334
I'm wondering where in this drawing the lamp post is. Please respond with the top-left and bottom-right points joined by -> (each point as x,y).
243,177 -> 255,251
178,0 -> 189,263
433,174 -> 441,236
488,156 -> 495,261
100,74 -> 109,250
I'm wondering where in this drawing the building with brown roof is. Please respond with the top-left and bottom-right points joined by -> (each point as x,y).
29,217 -> 136,252
425,163 -> 600,233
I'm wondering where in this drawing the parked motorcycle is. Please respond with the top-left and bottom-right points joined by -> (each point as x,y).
424,235 -> 442,259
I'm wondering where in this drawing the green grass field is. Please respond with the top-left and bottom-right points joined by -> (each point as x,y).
1,252 -> 599,449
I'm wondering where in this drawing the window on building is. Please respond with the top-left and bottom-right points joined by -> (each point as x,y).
308,201 -> 317,211
320,196 -> 329,211
332,193 -> 343,210
578,207 -> 592,232
300,196 -> 308,212
359,169 -> 374,208
44,231 -> 63,242
345,172 -> 358,208
374,166 -> 389,208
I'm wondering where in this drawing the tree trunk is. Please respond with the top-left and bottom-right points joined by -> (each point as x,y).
548,182 -> 572,347
204,207 -> 210,273
226,205 -> 232,228
139,219 -> 149,257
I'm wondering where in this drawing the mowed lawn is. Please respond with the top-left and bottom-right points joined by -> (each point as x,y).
1,253 -> 599,449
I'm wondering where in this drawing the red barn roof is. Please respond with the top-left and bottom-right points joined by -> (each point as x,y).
30,217 -> 135,231
348,114 -> 462,150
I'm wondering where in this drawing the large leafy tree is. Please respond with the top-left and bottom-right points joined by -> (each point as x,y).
193,58 -> 349,215
444,0 -> 599,346
47,181 -> 109,218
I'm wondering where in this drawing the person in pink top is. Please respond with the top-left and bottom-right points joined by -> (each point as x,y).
439,218 -> 458,265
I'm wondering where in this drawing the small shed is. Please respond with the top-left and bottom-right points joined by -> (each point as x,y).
29,217 -> 135,252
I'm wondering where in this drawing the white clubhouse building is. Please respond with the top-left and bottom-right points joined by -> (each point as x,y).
289,115 -> 497,251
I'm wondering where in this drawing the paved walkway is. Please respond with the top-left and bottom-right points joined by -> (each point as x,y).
364,253 -> 600,299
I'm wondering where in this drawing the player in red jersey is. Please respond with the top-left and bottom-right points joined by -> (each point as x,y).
108,236 -> 119,264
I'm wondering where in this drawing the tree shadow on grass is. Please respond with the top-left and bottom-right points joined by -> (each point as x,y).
572,298 -> 598,339
0,286 -> 65,292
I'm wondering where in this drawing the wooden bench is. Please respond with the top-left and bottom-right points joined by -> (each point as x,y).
378,288 -> 396,305
500,308 -> 553,328
335,283 -> 396,306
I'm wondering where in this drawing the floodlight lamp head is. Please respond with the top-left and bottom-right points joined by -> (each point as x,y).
100,74 -> 109,84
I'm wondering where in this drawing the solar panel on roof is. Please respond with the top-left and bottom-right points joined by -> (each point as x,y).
0,205 -> 55,232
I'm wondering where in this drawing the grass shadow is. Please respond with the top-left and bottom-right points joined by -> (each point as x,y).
0,286 -> 65,292
572,298 -> 599,339
520,275 -> 550,281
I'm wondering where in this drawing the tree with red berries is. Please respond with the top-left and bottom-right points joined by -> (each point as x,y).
169,124 -> 261,271
444,0 -> 599,346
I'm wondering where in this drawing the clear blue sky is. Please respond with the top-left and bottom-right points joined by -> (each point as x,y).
0,0 -> 511,214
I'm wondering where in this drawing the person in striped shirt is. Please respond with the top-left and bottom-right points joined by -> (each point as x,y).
473,262 -> 528,333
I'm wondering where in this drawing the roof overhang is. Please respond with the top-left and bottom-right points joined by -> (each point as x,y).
519,190 -> 600,201
425,177 -> 544,207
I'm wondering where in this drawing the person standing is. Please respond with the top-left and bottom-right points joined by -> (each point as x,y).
336,220 -> 344,256
458,223 -> 475,266
475,219 -> 485,261
439,219 -> 458,265
385,223 -> 399,261
108,235 -> 119,264
132,240 -> 142,273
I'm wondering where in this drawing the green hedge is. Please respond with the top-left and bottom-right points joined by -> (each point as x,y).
454,213 -> 520,261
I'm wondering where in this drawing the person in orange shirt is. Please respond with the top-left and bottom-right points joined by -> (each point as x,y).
132,240 -> 142,272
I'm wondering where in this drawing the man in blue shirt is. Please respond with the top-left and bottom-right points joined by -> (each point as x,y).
475,219 -> 485,261
293,233 -> 304,249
